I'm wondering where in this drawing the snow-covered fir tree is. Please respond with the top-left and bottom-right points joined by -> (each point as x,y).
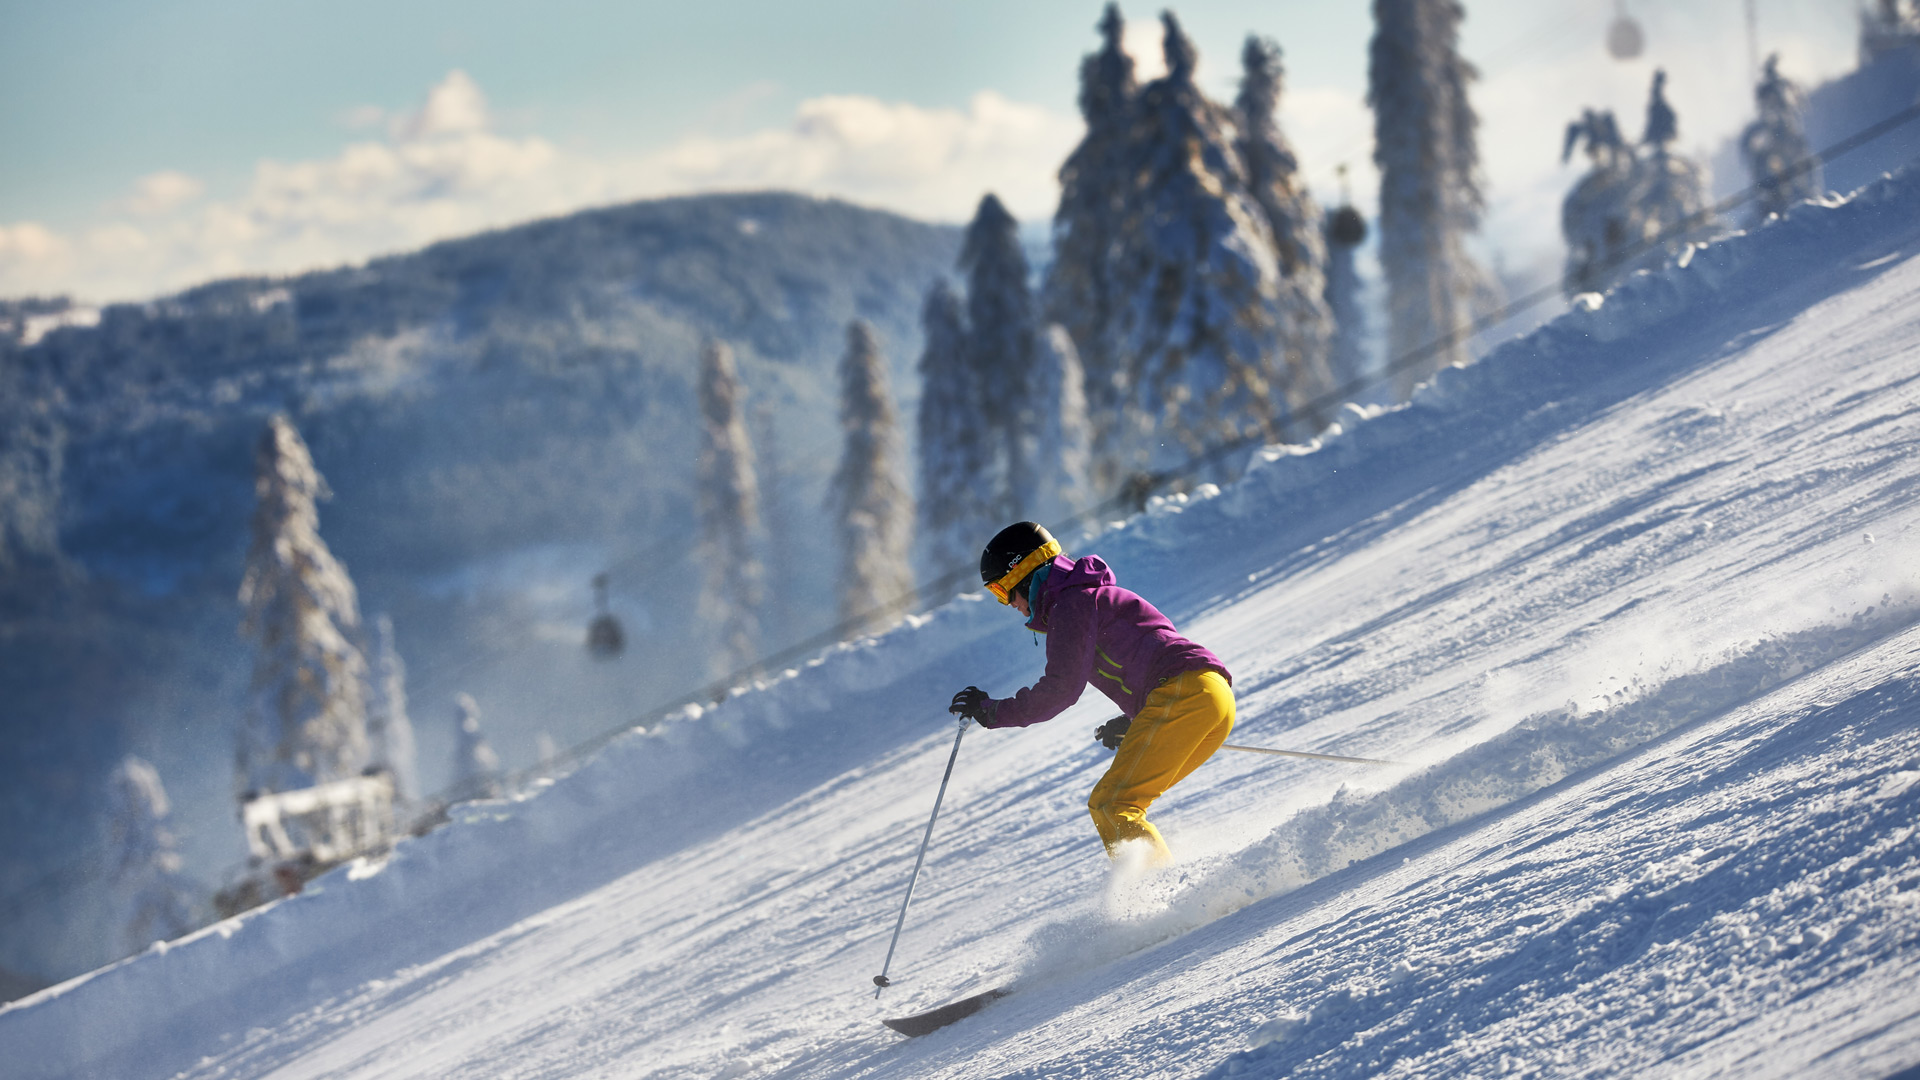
1236,33 -> 1335,425
829,320 -> 914,632
1559,73 -> 1718,296
959,193 -> 1038,520
695,338 -> 763,675
450,692 -> 501,800
750,403 -> 799,652
1741,54 -> 1820,222
1369,0 -> 1489,401
1323,197 -> 1372,395
1029,324 -> 1094,528
107,756 -> 197,955
1643,68 -> 1678,148
237,414 -> 370,798
1631,69 -> 1718,266
915,279 -> 995,576
364,614 -> 419,804
1861,0 -> 1920,62
1560,108 -> 1639,297
1111,11 -> 1288,470
1046,2 -> 1137,495
0,372 -> 65,580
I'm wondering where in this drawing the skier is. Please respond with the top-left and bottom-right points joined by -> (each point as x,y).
949,522 -> 1235,863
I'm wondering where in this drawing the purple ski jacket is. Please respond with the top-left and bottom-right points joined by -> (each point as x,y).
983,554 -> 1229,729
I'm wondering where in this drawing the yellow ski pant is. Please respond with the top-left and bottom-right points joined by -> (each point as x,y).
1088,669 -> 1235,861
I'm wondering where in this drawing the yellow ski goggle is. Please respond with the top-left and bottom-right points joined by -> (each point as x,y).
985,540 -> 1062,604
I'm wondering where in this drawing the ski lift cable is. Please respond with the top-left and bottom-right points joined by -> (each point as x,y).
433,96 -> 1920,818
28,106 -> 1919,933
186,447 -> 871,887
0,12 -> 1737,926
385,422 -> 845,688
1308,97 -> 1920,440
362,1 -> 1618,703
731,103 -> 1920,713
208,105 -> 1920,897
1187,100 -> 1920,481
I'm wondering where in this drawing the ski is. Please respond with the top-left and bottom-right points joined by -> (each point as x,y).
881,988 -> 1010,1037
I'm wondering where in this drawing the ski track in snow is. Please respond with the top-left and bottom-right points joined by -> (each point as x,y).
8,173 -> 1920,1079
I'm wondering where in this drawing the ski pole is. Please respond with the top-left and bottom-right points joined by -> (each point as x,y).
873,715 -> 970,998
1221,742 -> 1403,766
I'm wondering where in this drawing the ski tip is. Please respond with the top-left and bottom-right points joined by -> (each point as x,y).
881,988 -> 1011,1038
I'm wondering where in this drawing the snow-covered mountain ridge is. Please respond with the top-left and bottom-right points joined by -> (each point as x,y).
0,192 -> 961,983
8,165 -> 1920,1078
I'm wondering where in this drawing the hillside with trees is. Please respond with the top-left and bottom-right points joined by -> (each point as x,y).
9,0 -> 1905,1002
0,191 -> 958,983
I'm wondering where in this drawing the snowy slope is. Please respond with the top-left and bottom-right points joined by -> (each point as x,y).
7,170 -> 1920,1079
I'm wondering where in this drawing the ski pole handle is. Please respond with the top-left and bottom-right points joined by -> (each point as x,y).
874,715 -> 970,997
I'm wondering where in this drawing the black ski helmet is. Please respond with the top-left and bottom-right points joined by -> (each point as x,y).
980,521 -> 1059,603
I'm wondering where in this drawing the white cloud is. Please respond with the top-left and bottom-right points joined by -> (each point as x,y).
0,71 -> 1079,303
632,90 -> 1079,223
0,222 -> 67,263
397,69 -> 490,140
0,4 -> 1871,308
118,171 -> 206,216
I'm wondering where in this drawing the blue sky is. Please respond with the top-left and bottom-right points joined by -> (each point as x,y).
0,1 -> 1859,302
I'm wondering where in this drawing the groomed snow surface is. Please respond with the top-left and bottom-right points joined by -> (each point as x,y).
8,170 -> 1920,1080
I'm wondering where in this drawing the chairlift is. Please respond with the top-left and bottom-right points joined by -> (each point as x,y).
1328,164 -> 1368,248
1607,0 -> 1645,60
587,572 -> 625,659
1328,206 -> 1368,248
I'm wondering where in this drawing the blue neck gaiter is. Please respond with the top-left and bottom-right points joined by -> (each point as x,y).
1023,562 -> 1052,633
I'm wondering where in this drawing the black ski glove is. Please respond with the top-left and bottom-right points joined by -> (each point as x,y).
1094,714 -> 1131,750
949,686 -> 992,725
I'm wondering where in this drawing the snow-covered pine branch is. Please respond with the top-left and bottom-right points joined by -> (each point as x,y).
450,692 -> 501,801
1046,2 -> 1138,496
1561,108 -> 1639,297
1236,33 -> 1336,424
1742,54 -> 1821,222
1859,0 -> 1920,64
364,614 -> 419,804
1030,325 -> 1093,529
1111,11 -> 1287,472
237,414 -> 370,800
1630,69 -> 1721,270
696,338 -> 764,676
1369,0 -> 1489,401
0,358 -> 65,579
750,403 -> 801,651
959,194 -> 1038,522
107,756 -> 198,956
916,279 -> 995,578
830,321 -> 914,632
